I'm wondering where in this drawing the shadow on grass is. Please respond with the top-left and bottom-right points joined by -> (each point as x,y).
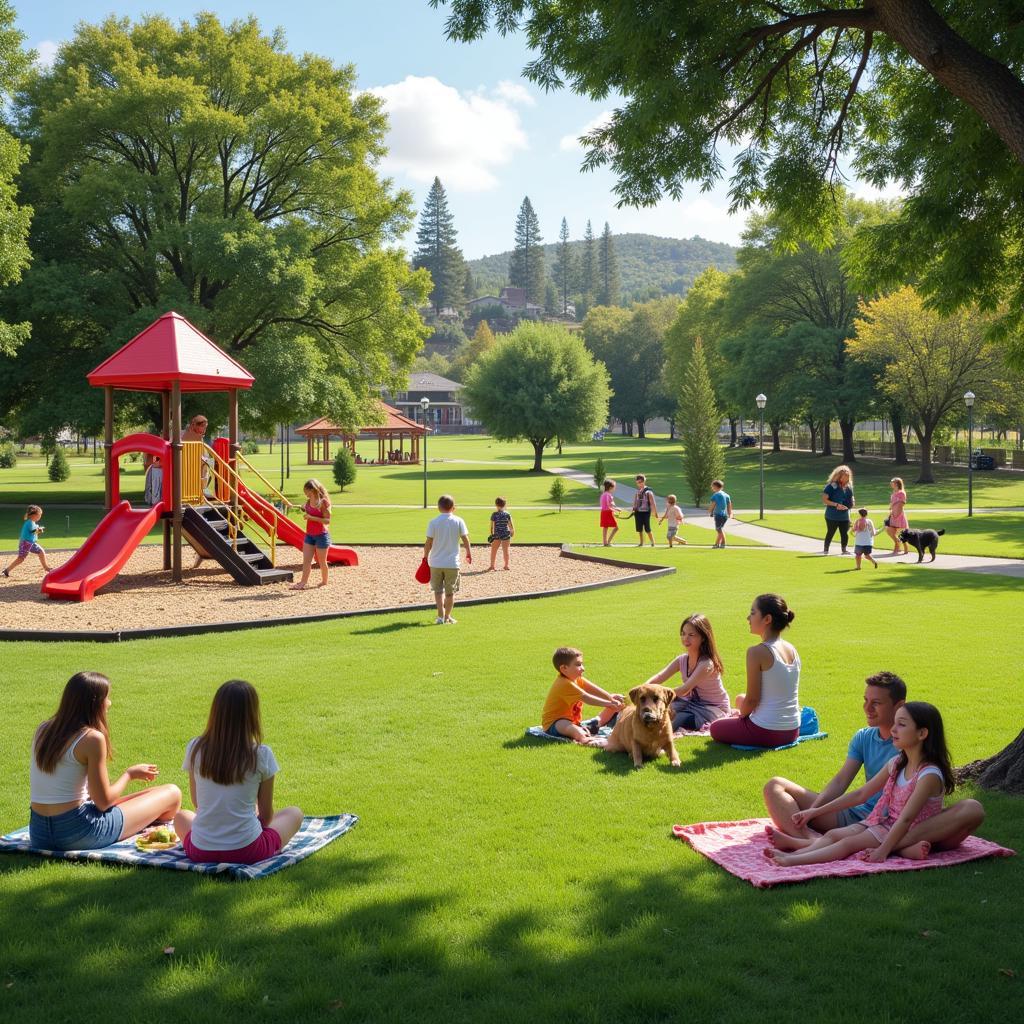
349,621 -> 431,636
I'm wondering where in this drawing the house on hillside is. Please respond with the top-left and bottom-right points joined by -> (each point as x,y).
466,288 -> 542,319
385,372 -> 482,434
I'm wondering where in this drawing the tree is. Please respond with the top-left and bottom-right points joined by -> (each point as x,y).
597,222 -> 620,306
552,217 -> 576,315
0,1 -> 31,359
332,447 -> 357,491
448,319 -> 496,381
413,177 -> 466,313
592,457 -> 606,488
678,339 -> 724,505
48,444 -> 70,483
580,219 -> 597,307
548,476 -> 567,510
462,321 -> 610,471
849,287 -> 999,483
508,196 -> 544,304
3,13 -> 430,436
435,1 -> 1024,345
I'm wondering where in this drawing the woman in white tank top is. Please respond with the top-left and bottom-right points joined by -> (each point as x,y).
709,594 -> 801,748
29,671 -> 181,851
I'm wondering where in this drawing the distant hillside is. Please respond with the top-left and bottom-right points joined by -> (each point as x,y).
466,233 -> 737,304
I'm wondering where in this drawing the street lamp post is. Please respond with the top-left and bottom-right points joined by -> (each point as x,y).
964,391 -> 975,518
755,393 -> 767,520
420,396 -> 430,510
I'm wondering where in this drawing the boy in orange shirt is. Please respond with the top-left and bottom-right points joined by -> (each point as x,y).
541,647 -> 625,744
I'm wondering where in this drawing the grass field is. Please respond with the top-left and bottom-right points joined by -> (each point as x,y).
1,548 -> 1022,1024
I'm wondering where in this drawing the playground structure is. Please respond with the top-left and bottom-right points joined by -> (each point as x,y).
41,312 -> 358,602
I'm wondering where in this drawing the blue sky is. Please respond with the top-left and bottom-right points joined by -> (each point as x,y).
18,1 -> 892,259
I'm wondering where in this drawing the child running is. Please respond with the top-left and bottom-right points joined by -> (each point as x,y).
290,479 -> 331,590
852,508 -> 878,569
600,480 -> 619,546
541,647 -> 625,745
642,614 -> 730,734
658,495 -> 687,547
766,701 -> 955,866
488,497 -> 514,570
175,680 -> 303,865
707,481 -> 732,549
3,505 -> 50,578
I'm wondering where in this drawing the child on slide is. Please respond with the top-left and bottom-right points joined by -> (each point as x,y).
541,647 -> 625,745
175,680 -> 303,865
642,613 -> 730,735
766,701 -> 955,866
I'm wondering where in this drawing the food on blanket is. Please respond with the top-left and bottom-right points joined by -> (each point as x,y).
135,826 -> 179,851
604,684 -> 680,768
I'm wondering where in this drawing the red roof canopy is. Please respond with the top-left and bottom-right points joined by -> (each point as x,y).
87,312 -> 255,392
297,404 -> 425,436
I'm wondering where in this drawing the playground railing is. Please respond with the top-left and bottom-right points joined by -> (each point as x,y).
232,450 -> 299,515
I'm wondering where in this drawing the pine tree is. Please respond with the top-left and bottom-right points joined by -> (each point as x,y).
508,196 -> 545,305
552,217 -> 576,315
413,177 -> 466,313
679,338 -> 725,504
598,222 -> 620,306
581,219 -> 597,303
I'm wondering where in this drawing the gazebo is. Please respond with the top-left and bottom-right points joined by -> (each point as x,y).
87,312 -> 255,581
297,403 -> 426,466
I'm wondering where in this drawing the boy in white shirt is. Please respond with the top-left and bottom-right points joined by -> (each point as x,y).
852,508 -> 878,569
658,494 -> 687,548
424,494 -> 472,624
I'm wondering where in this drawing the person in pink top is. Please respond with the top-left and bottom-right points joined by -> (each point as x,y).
885,477 -> 910,555
599,479 -> 619,546
643,613 -> 730,733
766,702 -> 957,866
290,479 -> 331,590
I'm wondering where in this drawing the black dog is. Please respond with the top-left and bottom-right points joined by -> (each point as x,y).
899,527 -> 945,562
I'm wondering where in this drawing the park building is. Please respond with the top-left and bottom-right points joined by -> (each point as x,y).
384,372 -> 482,434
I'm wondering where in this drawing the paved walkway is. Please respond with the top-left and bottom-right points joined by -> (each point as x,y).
547,467 -> 1024,579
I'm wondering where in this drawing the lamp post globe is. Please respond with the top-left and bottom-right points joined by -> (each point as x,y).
964,391 -> 975,518
755,394 -> 767,520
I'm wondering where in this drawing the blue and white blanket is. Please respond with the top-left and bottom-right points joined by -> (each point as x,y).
0,814 -> 358,881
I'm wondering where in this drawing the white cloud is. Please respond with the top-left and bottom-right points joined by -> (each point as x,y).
35,40 -> 60,69
493,80 -> 535,106
559,111 -> 613,153
366,76 -> 529,191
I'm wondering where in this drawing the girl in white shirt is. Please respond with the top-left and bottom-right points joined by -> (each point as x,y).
175,680 -> 303,864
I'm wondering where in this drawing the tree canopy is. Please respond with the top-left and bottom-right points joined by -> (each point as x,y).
434,1 -> 1024,344
413,176 -> 466,313
2,13 -> 429,436
462,320 -> 609,470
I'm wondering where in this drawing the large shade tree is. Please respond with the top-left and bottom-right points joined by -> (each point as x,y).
462,320 -> 610,471
433,0 -> 1024,348
2,13 -> 429,436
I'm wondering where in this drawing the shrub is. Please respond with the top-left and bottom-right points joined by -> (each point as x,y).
332,447 -> 356,491
240,439 -> 261,455
593,457 -> 606,488
549,476 -> 567,511
48,445 -> 71,482
0,441 -> 16,469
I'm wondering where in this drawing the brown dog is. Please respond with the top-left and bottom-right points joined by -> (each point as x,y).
605,684 -> 680,769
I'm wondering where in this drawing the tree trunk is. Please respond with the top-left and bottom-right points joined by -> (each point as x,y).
821,421 -> 833,457
839,418 -> 856,463
636,419 -> 647,439
806,417 -> 818,454
916,428 -> 935,483
955,729 -> 1024,795
530,438 -> 546,472
890,408 -> 909,464
770,423 -> 781,453
729,417 -> 738,447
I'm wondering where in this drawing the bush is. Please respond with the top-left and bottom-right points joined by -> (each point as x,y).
332,447 -> 356,491
548,476 -> 567,511
240,439 -> 261,455
48,445 -> 71,482
593,457 -> 606,488
0,441 -> 16,469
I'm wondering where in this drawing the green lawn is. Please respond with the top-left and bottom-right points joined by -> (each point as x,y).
1,549 -> 1021,1023
742,510 -> 1024,559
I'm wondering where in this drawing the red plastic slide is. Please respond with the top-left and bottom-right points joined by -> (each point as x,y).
41,501 -> 166,602
237,485 -> 358,566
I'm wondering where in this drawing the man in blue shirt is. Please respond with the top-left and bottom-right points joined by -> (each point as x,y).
763,672 -> 984,850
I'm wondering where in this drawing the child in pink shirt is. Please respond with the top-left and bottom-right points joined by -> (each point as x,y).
600,480 -> 619,546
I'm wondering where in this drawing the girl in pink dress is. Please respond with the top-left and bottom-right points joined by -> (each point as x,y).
600,479 -> 619,546
766,702 -> 955,866
885,477 -> 910,555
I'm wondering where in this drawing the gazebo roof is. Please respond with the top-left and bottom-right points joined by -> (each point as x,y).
297,404 -> 425,436
87,312 -> 255,392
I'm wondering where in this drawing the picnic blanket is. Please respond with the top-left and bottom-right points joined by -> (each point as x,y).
672,818 -> 1014,888
526,726 -> 609,746
0,814 -> 358,881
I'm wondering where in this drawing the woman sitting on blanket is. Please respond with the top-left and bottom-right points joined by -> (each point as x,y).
642,613 -> 730,735
767,702 -> 956,866
29,672 -> 182,851
709,594 -> 800,748
175,680 -> 303,865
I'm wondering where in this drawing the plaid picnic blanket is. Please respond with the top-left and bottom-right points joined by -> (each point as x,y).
0,814 -> 358,881
525,725 -> 610,744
